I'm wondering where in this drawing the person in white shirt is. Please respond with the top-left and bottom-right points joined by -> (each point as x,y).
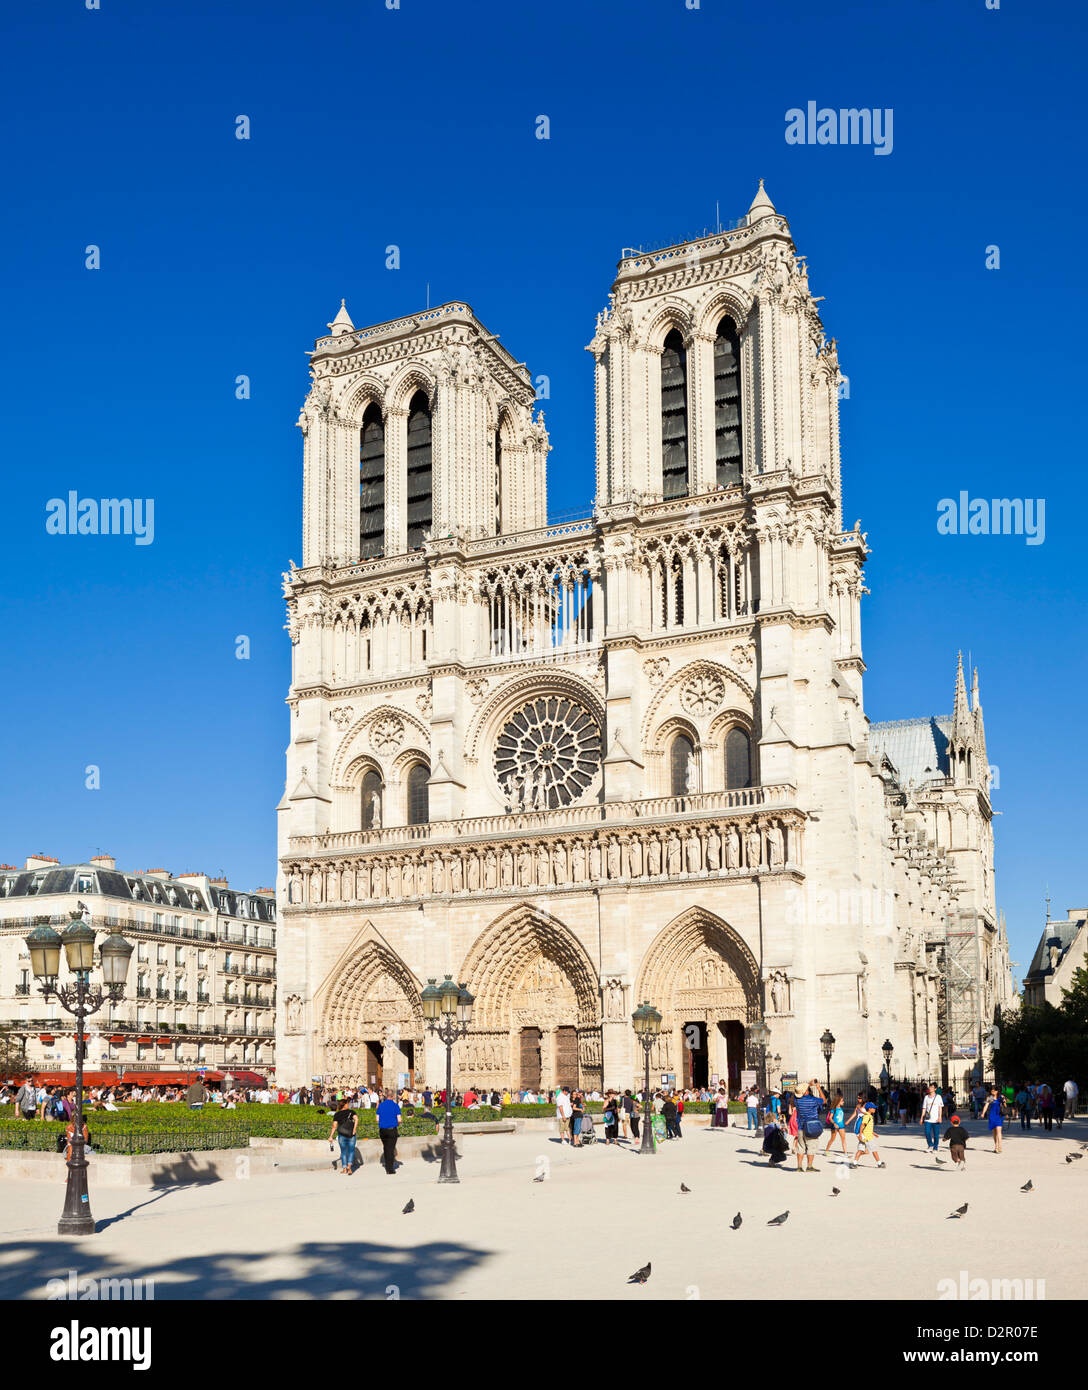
556,1086 -> 573,1143
1064,1078 -> 1079,1119
921,1083 -> 945,1156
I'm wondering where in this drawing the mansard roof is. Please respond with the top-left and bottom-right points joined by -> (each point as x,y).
0,862 -> 211,911
0,863 -> 275,922
868,716 -> 953,787
1024,914 -> 1087,982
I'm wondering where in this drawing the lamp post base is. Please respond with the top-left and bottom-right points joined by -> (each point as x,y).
58,1213 -> 96,1236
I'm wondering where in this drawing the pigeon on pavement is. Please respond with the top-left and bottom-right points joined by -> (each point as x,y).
1068,1152 -> 1083,1161
767,1211 -> 790,1226
731,1212 -> 742,1230
680,1183 -> 691,1194
1021,1180 -> 1033,1192
948,1202 -> 968,1219
628,1262 -> 652,1284
402,1199 -> 415,1214
532,1173 -> 546,1183
831,1187 -> 841,1196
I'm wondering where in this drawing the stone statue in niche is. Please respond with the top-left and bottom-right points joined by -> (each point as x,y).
536,843 -> 549,886
766,821 -> 784,869
725,825 -> 741,869
706,827 -> 721,870
467,853 -> 480,892
604,978 -> 624,1019
745,823 -> 762,868
286,995 -> 303,1033
685,830 -> 701,873
666,831 -> 682,876
647,835 -> 662,876
484,849 -> 498,889
552,842 -> 567,884
450,856 -> 463,893
607,838 -> 622,879
685,752 -> 699,795
500,849 -> 514,886
770,971 -> 789,1014
572,841 -> 586,881
626,836 -> 643,879
589,839 -> 602,880
310,870 -> 323,903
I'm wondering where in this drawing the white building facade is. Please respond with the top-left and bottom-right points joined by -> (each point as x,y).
0,856 -> 277,1078
276,183 -> 1012,1094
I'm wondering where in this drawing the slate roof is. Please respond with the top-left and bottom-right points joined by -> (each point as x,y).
869,715 -> 953,788
1025,915 -> 1087,980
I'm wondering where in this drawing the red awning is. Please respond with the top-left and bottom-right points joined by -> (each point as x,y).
203,1070 -> 269,1085
30,1071 -> 121,1086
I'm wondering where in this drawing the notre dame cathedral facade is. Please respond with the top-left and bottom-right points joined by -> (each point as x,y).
275,182 -> 1012,1094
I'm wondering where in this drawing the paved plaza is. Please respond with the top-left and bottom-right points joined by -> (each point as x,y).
1,1117 -> 1084,1301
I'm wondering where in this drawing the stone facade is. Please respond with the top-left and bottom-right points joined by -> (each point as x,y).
276,182 -> 1012,1093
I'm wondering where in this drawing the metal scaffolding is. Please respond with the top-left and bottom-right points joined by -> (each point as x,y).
940,909 -> 984,1087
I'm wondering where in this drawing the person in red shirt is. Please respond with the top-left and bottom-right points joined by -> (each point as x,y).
463,1088 -> 478,1108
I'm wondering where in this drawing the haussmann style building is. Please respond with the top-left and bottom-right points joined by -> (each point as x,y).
0,855 -> 277,1084
275,181 -> 1013,1096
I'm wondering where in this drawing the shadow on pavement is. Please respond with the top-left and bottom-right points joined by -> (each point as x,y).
0,1236 -> 492,1300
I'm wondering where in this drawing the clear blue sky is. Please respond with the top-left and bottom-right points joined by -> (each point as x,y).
1,0 -> 1084,981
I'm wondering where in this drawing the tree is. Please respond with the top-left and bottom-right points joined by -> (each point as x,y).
0,1027 -> 28,1076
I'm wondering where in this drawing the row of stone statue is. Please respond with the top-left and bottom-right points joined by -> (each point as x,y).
289,817 -> 795,904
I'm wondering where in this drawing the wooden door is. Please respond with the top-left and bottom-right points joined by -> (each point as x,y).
519,1027 -> 541,1090
555,1026 -> 578,1089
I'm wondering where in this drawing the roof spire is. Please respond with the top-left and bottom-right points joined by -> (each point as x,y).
328,298 -> 355,336
747,178 -> 777,223
951,650 -> 972,738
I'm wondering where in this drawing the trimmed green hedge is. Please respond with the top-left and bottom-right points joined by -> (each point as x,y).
0,1102 -> 499,1155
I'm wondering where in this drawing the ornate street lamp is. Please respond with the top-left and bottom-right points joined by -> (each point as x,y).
25,907 -> 133,1235
748,1018 -> 771,1096
881,1038 -> 894,1093
423,975 -> 474,1183
772,1052 -> 782,1088
820,1028 -> 836,1096
631,1000 -> 662,1155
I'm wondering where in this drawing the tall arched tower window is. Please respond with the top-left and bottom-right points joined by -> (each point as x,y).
406,390 -> 433,551
494,428 -> 503,535
406,762 -> 430,825
669,732 -> 695,797
660,329 -> 689,500
714,316 -> 743,488
725,727 -> 752,789
359,403 -> 385,560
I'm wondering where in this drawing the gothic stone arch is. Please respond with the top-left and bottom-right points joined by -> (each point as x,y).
459,904 -> 602,1093
319,939 -> 425,1087
635,907 -> 761,1082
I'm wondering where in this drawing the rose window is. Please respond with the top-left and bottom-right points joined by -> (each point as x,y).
494,697 -> 601,808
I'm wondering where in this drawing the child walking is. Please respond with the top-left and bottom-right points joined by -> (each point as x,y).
850,1103 -> 885,1168
942,1113 -> 970,1170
